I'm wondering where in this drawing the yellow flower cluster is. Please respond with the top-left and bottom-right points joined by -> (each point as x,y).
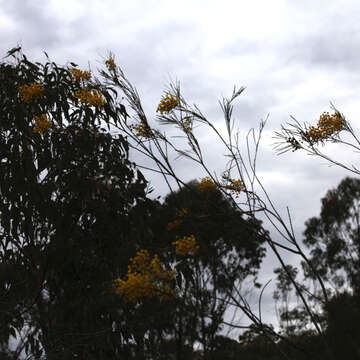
70,68 -> 91,83
223,178 -> 245,196
181,118 -> 192,133
172,235 -> 199,256
167,208 -> 188,231
129,122 -> 153,138
74,87 -> 105,107
306,111 -> 344,143
318,111 -> 343,130
196,176 -> 217,193
105,56 -> 116,71
113,249 -> 175,303
33,114 -> 51,134
18,82 -> 44,102
156,93 -> 179,114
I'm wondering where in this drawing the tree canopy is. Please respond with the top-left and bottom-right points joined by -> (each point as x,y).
146,179 -> 268,357
0,46 -> 163,359
0,46 -> 271,360
302,176 -> 360,295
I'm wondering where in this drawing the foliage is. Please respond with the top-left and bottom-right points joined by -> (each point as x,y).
322,290 -> 360,358
0,45 -> 272,360
97,50 -> 360,359
0,46 -> 165,359
271,176 -> 360,357
144,180 -> 268,357
302,176 -> 360,294
97,51 -> 338,357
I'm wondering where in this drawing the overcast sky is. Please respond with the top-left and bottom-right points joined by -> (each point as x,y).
2,0 -> 360,353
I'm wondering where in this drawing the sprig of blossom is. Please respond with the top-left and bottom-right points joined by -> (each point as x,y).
18,82 -> 44,102
181,117 -> 192,133
105,56 -> 116,71
113,249 -> 175,302
221,174 -> 245,197
156,92 -> 179,114
172,235 -> 199,256
306,111 -> 344,143
74,87 -> 105,107
114,273 -> 156,303
70,68 -> 92,83
129,122 -> 153,138
196,176 -> 217,193
33,114 -> 51,134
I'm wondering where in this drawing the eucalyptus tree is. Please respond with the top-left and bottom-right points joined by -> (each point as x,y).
0,46 -> 164,359
147,179 -> 267,358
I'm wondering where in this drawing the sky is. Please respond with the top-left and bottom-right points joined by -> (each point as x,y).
2,0 -> 360,354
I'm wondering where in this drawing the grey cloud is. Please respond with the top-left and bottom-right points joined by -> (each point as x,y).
1,2 -> 62,55
216,37 -> 275,59
281,30 -> 360,71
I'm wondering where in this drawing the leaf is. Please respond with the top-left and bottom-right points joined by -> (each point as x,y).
120,104 -> 129,121
4,46 -> 21,59
176,272 -> 182,289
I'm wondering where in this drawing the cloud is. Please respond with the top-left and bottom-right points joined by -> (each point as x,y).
281,30 -> 360,72
1,2 -> 62,54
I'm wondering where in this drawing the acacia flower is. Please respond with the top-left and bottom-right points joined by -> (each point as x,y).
18,82 -> 44,103
223,179 -> 245,196
317,111 -> 343,132
129,122 -> 153,138
105,56 -> 116,71
197,176 -> 217,193
156,92 -> 179,114
113,249 -> 175,303
172,235 -> 199,256
74,87 -> 105,107
70,68 -> 92,83
113,273 -> 155,303
181,117 -> 192,133
128,249 -> 152,274
306,111 -> 344,143
33,114 -> 52,134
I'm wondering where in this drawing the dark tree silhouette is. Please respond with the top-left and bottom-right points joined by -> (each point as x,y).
0,46 -> 162,359
145,180 -> 268,359
271,177 -> 360,359
322,291 -> 360,358
302,176 -> 360,295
